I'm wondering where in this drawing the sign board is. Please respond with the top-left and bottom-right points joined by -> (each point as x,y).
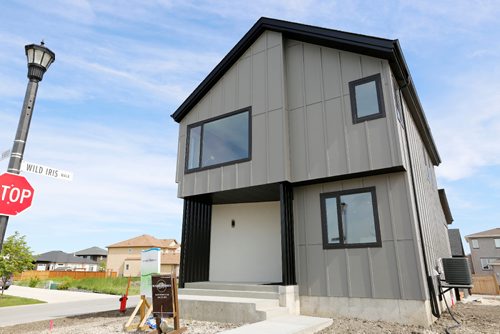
0,173 -> 35,216
140,248 -> 161,298
0,149 -> 10,162
21,161 -> 73,181
152,274 -> 174,316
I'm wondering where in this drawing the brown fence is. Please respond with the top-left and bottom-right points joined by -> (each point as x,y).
471,275 -> 500,295
13,270 -> 117,280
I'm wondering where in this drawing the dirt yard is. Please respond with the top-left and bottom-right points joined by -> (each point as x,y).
0,299 -> 498,333
317,300 -> 500,334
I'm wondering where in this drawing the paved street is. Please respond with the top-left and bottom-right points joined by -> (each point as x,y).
0,286 -> 139,327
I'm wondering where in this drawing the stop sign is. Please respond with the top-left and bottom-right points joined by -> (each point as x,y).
0,173 -> 35,216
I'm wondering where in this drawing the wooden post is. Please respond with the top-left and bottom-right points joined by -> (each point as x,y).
124,295 -> 154,332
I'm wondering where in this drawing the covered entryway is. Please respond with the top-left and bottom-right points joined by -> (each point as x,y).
179,182 -> 296,287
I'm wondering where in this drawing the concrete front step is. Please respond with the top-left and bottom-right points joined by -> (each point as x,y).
219,315 -> 334,334
180,288 -> 279,300
178,294 -> 288,324
184,282 -> 280,293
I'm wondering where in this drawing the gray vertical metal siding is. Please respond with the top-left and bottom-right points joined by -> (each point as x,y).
294,173 -> 427,300
400,99 -> 452,274
176,31 -> 288,197
284,40 -> 402,183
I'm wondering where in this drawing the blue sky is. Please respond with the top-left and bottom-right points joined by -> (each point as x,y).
0,0 -> 499,254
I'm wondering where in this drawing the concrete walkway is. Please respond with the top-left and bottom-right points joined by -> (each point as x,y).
4,285 -> 117,303
220,315 -> 333,334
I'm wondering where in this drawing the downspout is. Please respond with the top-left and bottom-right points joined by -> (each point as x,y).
398,79 -> 441,319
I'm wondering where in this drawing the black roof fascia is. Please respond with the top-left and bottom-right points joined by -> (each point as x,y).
171,17 -> 441,165
438,189 -> 454,225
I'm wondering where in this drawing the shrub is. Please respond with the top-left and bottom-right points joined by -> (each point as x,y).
28,277 -> 40,288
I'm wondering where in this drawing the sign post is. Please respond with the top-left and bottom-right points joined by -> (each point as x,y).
151,275 -> 186,334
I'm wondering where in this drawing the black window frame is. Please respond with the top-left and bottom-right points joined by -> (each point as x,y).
320,187 -> 382,249
349,73 -> 386,124
185,107 -> 252,173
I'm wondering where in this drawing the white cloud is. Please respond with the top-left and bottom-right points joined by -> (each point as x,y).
433,67 -> 500,180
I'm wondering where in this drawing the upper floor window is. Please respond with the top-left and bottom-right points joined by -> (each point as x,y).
471,239 -> 479,249
495,239 -> 500,248
186,108 -> 251,172
320,187 -> 381,249
349,74 -> 386,124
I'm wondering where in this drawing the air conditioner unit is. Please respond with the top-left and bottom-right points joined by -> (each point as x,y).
442,258 -> 472,286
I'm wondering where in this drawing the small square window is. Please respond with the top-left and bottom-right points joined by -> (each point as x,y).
471,239 -> 479,249
349,74 -> 386,124
320,187 -> 382,249
495,239 -> 500,248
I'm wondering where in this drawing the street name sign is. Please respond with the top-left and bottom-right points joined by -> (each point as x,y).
0,173 -> 35,216
21,161 -> 73,181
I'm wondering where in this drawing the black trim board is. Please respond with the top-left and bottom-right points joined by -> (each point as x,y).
171,17 -> 441,165
438,189 -> 454,225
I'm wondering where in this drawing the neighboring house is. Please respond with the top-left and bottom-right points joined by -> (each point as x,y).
74,246 -> 107,262
172,18 -> 454,326
465,228 -> 500,279
448,229 -> 465,257
106,234 -> 180,277
35,251 -> 98,272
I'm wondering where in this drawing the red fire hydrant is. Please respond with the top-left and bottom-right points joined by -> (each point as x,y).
119,295 -> 128,313
119,277 -> 132,313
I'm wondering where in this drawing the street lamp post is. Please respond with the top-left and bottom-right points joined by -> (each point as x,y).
0,42 -> 55,251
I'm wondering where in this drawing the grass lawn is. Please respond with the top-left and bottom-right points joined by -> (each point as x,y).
16,277 -> 140,295
0,295 -> 45,307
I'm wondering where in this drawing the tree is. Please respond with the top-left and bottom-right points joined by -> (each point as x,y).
0,232 -> 34,295
98,259 -> 107,271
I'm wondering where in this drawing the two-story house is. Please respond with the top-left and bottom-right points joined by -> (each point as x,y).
106,234 -> 180,276
172,18 -> 453,326
465,228 -> 500,279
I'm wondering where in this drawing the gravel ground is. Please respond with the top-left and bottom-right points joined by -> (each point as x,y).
0,309 -> 240,334
1,299 -> 498,333
317,301 -> 500,334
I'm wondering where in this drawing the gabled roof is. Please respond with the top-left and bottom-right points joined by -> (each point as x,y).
36,251 -> 97,264
171,17 -> 441,165
465,228 -> 500,240
107,234 -> 178,249
74,246 -> 107,256
448,229 -> 465,257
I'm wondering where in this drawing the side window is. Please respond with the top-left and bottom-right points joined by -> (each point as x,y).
320,187 -> 381,249
495,239 -> 500,248
471,239 -> 479,249
349,74 -> 386,123
480,258 -> 498,271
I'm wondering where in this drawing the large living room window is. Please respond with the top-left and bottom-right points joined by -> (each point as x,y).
349,73 -> 386,123
320,187 -> 381,249
186,107 -> 251,172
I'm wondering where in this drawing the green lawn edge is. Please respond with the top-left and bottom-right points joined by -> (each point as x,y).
0,295 -> 45,307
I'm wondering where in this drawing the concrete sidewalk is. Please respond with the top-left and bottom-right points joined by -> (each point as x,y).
220,315 -> 333,334
4,285 -> 117,303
